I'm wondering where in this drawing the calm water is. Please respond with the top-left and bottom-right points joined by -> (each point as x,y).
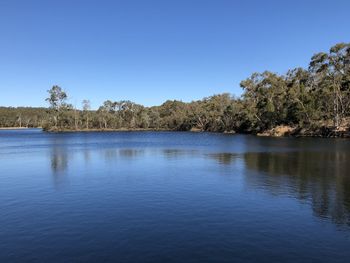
1,129 -> 350,262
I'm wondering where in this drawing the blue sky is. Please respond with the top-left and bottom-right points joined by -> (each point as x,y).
1,0 -> 350,109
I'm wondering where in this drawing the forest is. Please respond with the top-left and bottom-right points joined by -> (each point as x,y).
1,42 -> 349,137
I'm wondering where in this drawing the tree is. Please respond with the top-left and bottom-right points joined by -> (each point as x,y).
82,99 -> 91,129
309,43 -> 350,128
240,71 -> 287,131
46,85 -> 68,128
24,42 -> 348,135
284,68 -> 313,125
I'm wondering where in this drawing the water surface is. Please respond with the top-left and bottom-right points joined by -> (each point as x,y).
1,129 -> 350,262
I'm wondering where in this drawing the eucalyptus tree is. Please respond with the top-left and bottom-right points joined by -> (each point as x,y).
188,100 -> 209,131
240,71 -> 287,131
148,107 -> 161,129
16,114 -> 22,128
158,100 -> 189,130
309,43 -> 350,128
284,68 -> 313,125
191,94 -> 233,132
97,106 -> 108,129
328,43 -> 350,126
29,42 -> 349,134
46,85 -> 68,128
82,99 -> 91,129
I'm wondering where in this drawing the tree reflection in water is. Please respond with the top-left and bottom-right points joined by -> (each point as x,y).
50,142 -> 70,189
243,151 -> 350,226
206,150 -> 350,226
47,138 -> 350,226
103,148 -> 145,161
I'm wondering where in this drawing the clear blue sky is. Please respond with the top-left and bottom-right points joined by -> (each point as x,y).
1,0 -> 349,109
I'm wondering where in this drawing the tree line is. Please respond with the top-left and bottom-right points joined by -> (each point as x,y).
1,42 -> 349,135
0,107 -> 49,128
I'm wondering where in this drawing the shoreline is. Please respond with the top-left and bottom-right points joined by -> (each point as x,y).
0,127 -> 30,130
256,125 -> 350,138
43,127 -> 177,133
43,126 -> 350,138
2,126 -> 348,138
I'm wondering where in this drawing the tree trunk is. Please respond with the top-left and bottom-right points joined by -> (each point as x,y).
74,109 -> 78,130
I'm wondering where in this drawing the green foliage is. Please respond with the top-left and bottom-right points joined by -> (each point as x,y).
0,107 -> 49,128
1,43 -> 349,134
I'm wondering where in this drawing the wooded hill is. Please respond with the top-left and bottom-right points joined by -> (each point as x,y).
1,43 -> 350,136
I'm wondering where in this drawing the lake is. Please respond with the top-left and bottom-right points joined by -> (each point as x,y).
0,129 -> 350,262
